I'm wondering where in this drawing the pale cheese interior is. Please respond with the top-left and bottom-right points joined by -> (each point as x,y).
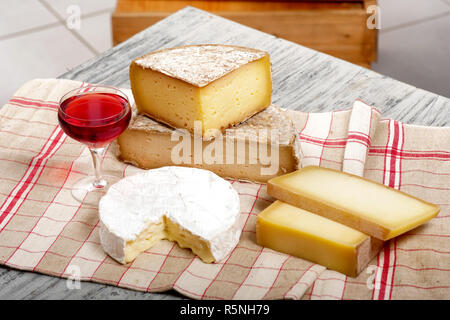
130,56 -> 272,138
199,55 -> 272,133
125,216 -> 215,264
130,63 -> 200,131
257,201 -> 371,277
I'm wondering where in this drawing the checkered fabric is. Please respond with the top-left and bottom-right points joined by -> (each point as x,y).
0,79 -> 448,300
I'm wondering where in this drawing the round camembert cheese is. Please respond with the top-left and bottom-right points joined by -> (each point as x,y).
99,166 -> 241,264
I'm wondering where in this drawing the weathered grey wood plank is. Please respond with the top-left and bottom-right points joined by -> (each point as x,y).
61,7 -> 449,127
0,266 -> 185,300
1,6 -> 449,300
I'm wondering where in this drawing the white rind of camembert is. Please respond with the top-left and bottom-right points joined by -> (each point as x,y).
98,166 -> 241,264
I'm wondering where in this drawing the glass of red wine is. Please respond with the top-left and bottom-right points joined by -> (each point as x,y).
58,85 -> 132,205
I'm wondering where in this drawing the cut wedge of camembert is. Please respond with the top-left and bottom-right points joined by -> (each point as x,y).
98,166 -> 241,264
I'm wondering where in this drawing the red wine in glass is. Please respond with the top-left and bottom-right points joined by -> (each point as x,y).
58,92 -> 131,147
58,86 -> 132,205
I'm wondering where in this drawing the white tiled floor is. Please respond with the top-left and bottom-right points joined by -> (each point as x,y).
0,0 -> 116,106
0,0 -> 59,38
43,0 -> 117,17
0,24 -> 94,94
76,11 -> 114,54
372,0 -> 450,98
0,0 -> 449,108
377,0 -> 449,30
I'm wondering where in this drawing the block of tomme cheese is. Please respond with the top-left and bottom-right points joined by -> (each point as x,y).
116,105 -> 301,183
268,166 -> 440,240
129,44 -> 272,139
257,201 -> 383,277
99,167 -> 241,264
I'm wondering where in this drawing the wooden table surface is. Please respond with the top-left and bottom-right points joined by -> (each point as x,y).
1,6 -> 448,300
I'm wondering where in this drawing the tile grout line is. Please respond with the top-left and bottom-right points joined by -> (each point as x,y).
37,0 -> 111,56
380,10 -> 450,34
0,7 -> 114,42
0,21 -> 63,42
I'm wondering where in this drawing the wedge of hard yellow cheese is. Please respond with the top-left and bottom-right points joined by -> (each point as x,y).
130,44 -> 272,139
257,201 -> 383,277
268,166 -> 440,240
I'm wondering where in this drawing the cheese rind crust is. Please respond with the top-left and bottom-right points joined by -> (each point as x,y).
116,105 -> 301,183
99,167 -> 241,264
268,166 -> 440,240
256,201 -> 383,277
133,44 -> 268,87
130,44 -> 272,139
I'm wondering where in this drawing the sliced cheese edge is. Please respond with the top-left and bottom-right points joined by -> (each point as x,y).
256,201 -> 383,277
268,166 -> 440,240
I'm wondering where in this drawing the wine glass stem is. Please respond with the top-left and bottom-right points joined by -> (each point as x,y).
89,147 -> 107,188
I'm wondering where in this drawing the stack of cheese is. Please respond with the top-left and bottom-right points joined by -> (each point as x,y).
117,44 -> 301,183
101,44 -> 303,265
257,166 -> 440,277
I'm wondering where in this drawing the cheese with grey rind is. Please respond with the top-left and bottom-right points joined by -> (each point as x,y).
99,166 -> 241,264
130,44 -> 272,139
116,105 -> 302,183
134,44 -> 268,87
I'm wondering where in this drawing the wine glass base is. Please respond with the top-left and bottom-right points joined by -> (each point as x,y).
71,175 -> 121,207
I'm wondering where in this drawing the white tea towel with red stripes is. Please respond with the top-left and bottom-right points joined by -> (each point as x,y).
0,79 -> 448,300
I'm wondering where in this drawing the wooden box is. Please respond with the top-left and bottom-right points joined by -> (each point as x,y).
112,0 -> 378,68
